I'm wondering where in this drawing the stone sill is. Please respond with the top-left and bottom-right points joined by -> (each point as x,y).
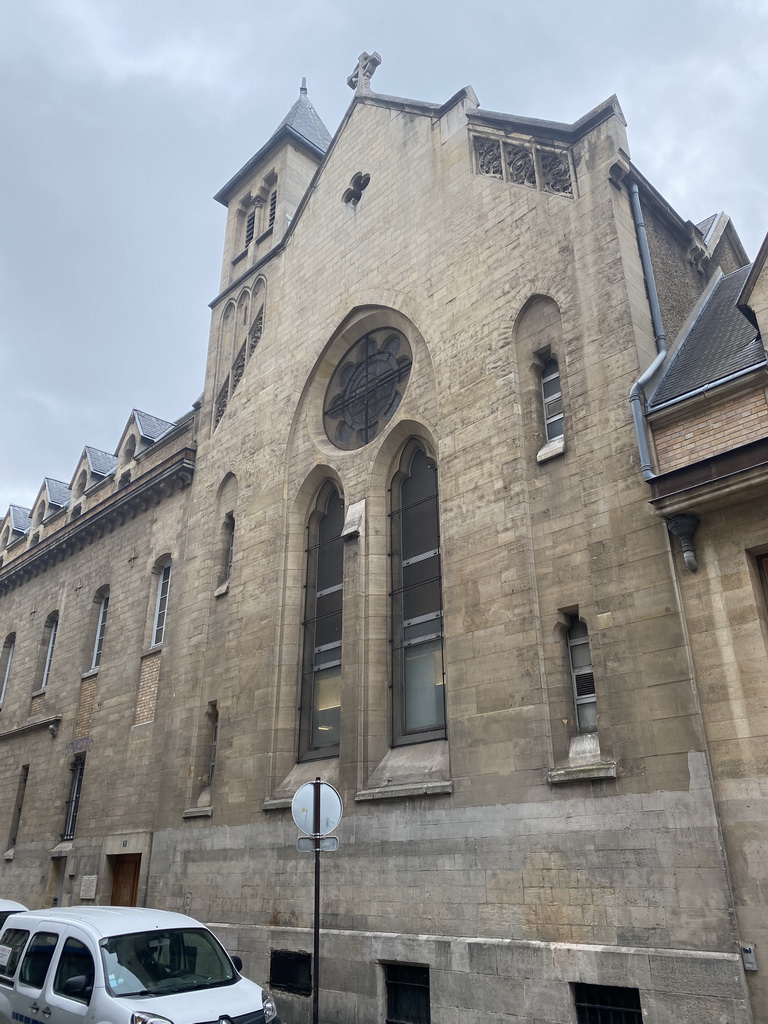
182,806 -> 213,818
547,761 -> 617,784
214,581 -> 229,598
355,780 -> 453,801
536,436 -> 565,463
232,247 -> 248,266
30,688 -> 47,699
80,668 -> 99,680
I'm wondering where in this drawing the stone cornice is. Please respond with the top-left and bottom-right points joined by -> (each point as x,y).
0,449 -> 195,596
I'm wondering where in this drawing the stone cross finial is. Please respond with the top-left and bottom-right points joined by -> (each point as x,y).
347,51 -> 381,94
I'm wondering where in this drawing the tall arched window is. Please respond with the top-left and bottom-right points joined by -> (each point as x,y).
152,559 -> 172,647
89,587 -> 110,670
38,613 -> 59,691
0,633 -> 15,706
300,485 -> 344,759
390,444 -> 446,745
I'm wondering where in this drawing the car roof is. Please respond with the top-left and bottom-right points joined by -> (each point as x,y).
0,900 -> 27,912
3,907 -> 204,939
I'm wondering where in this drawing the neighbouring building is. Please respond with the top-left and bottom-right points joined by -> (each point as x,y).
1,54 -> 766,1024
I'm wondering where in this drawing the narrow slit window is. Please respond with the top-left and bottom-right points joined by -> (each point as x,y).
541,358 -> 564,440
40,614 -> 59,691
62,754 -> 86,841
91,592 -> 109,670
0,634 -> 15,705
568,615 -> 597,732
152,562 -> 172,647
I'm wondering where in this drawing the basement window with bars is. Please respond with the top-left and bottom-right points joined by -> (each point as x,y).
270,950 -> 311,996
573,983 -> 642,1024
385,963 -> 431,1024
568,615 -> 597,732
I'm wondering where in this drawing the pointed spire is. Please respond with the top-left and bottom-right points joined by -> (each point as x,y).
271,82 -> 332,153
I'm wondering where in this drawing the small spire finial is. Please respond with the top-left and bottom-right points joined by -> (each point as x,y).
347,51 -> 381,94
300,77 -> 307,95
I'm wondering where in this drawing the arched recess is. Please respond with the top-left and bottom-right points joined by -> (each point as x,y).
215,473 -> 239,589
513,293 -> 567,464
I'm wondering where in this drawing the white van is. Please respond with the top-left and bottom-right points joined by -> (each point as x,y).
0,903 -> 26,933
0,906 -> 279,1024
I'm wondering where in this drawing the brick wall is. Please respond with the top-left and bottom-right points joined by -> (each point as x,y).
653,387 -> 768,472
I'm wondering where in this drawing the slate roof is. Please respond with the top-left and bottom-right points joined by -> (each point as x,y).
273,84 -> 332,153
649,264 -> 764,409
696,213 -> 717,239
45,479 -> 71,509
9,506 -> 31,534
134,410 -> 175,442
214,84 -> 331,205
85,446 -> 117,477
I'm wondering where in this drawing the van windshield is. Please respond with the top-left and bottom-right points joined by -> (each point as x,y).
99,928 -> 237,997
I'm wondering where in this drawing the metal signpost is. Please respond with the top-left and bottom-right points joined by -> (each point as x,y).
291,778 -> 342,1024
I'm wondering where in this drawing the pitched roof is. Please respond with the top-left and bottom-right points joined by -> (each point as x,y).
214,83 -> 331,206
649,264 -> 764,409
8,506 -> 31,534
273,83 -> 332,153
134,410 -> 175,442
85,446 -> 117,477
45,478 -> 71,509
696,213 -> 717,240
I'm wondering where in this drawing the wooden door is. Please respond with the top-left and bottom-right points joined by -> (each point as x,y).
110,853 -> 140,906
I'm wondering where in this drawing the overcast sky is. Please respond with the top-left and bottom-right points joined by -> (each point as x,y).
2,0 -> 766,515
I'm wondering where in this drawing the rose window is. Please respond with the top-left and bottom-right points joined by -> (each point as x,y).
323,328 -> 412,450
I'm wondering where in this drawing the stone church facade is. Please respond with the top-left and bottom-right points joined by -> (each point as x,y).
1,55 -> 766,1024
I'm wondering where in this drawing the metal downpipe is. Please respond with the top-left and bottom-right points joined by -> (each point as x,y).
628,180 -> 667,481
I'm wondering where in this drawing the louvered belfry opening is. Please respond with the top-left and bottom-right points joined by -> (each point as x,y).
568,615 -> 597,731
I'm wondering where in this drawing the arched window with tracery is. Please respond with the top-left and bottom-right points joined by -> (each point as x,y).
390,443 -> 446,745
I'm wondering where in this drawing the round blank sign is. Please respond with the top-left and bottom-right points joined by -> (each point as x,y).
291,781 -> 343,836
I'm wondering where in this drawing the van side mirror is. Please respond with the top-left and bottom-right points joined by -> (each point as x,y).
230,955 -> 242,972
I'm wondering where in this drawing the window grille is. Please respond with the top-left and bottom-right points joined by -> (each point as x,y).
270,949 -> 311,996
390,447 -> 445,744
8,764 -> 28,848
541,358 -> 564,440
63,755 -> 86,840
573,983 -> 642,1024
385,963 -> 431,1024
300,487 -> 344,758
